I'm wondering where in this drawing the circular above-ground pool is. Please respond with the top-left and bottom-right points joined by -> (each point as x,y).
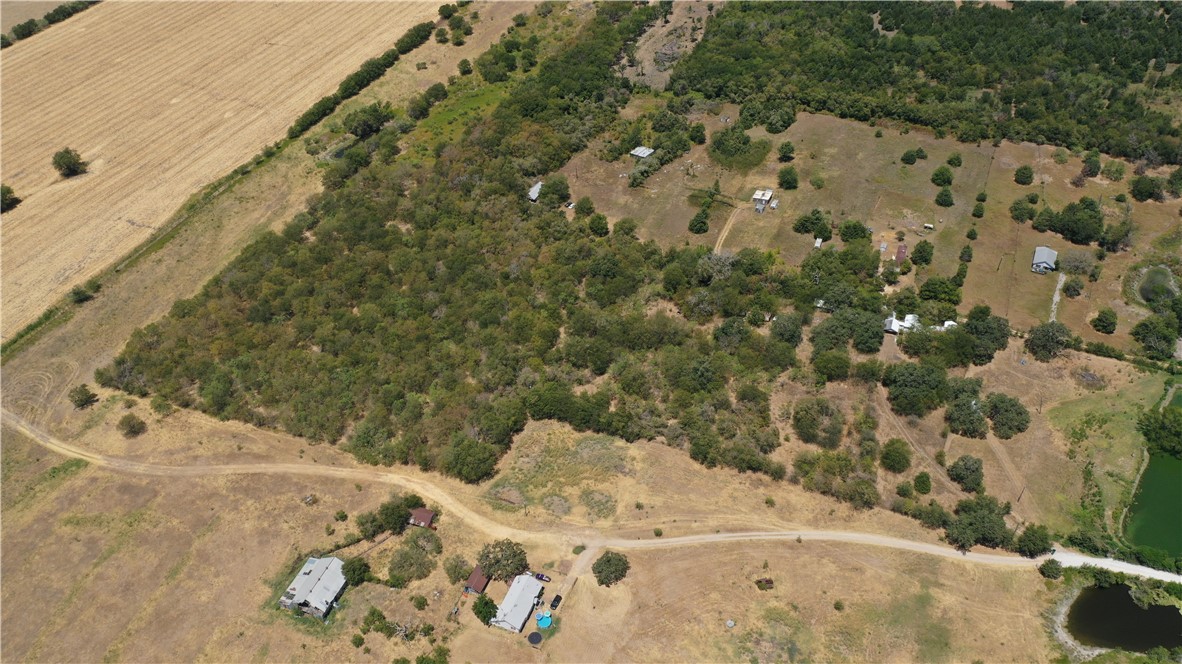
536,614 -> 553,629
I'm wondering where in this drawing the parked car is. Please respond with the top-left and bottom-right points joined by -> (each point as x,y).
535,573 -> 551,582
565,201 -> 575,209
550,594 -> 563,610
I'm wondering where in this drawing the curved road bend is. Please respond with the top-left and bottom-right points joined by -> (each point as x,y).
4,408 -> 1179,585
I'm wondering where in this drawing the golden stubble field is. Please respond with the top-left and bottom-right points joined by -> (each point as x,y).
0,0 -> 439,340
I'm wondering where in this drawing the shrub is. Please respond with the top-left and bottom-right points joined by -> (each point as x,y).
0,184 -> 21,212
1015,524 -> 1052,558
915,148 -> 927,160
1130,175 -> 1164,202
946,152 -> 962,167
1039,559 -> 1063,579
901,150 -> 917,165
880,438 -> 912,473
343,557 -> 371,585
1101,161 -> 1125,182
959,245 -> 973,263
351,634 -> 364,648
976,192 -> 987,202
653,528 -> 663,537
778,141 -> 795,162
1062,277 -> 1084,298
914,472 -> 932,494
117,413 -> 147,438
1014,165 -> 1034,185
1090,308 -> 1117,334
931,166 -> 953,187
971,203 -> 984,218
444,555 -> 472,584
688,208 -> 709,234
947,455 -> 984,493
52,148 -> 88,177
778,165 -> 798,190
458,58 -> 473,75
810,174 -> 825,189
411,595 -> 428,610
592,551 -> 630,586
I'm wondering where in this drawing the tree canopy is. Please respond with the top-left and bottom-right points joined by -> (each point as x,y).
592,550 -> 631,586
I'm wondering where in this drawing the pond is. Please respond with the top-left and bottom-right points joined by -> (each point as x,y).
1125,453 -> 1182,557
1066,584 -> 1182,652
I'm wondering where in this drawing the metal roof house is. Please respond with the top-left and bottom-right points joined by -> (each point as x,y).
490,574 -> 544,633
629,146 -> 655,159
528,182 -> 543,202
1032,246 -> 1058,274
279,557 -> 347,620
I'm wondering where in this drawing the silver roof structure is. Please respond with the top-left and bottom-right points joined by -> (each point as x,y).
630,146 -> 655,158
1032,246 -> 1057,267
279,557 -> 346,617
752,189 -> 773,202
490,574 -> 544,633
528,182 -> 543,202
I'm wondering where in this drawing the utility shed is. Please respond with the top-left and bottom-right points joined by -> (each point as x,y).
629,146 -> 654,158
465,565 -> 491,594
1032,246 -> 1058,273
895,243 -> 908,263
408,507 -> 435,528
528,182 -> 543,202
279,557 -> 346,620
490,574 -> 544,633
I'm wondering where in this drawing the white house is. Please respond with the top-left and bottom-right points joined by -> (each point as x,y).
629,146 -> 655,159
490,574 -> 544,633
279,557 -> 347,620
1032,246 -> 1057,274
883,313 -> 920,334
527,182 -> 543,202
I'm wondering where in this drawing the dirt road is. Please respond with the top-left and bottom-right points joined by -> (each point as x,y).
6,407 -> 1178,585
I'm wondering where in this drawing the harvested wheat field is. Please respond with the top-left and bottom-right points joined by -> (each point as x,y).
0,0 -> 436,339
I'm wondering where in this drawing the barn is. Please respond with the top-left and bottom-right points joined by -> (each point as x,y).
278,557 -> 347,620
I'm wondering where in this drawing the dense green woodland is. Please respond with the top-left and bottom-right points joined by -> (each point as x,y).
670,2 -> 1182,163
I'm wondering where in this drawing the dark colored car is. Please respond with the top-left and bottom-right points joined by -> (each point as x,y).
550,594 -> 563,611
535,573 -> 551,582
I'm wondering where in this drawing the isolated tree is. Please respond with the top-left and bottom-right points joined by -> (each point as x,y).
976,192 -> 987,203
477,539 -> 528,581
574,196 -> 595,217
458,58 -> 473,75
984,393 -> 1030,439
959,245 -> 973,263
117,413 -> 147,438
53,148 -> 88,178
343,557 -> 371,585
947,455 -> 984,493
971,203 -> 984,218
778,165 -> 798,190
0,184 -> 21,212
1014,165 -> 1034,185
688,123 -> 707,145
935,187 -> 954,207
901,149 -> 917,165
1015,524 -> 1052,558
911,240 -> 934,265
880,438 -> 912,473
778,141 -> 795,162
946,152 -> 962,168
688,208 -> 709,234
1024,321 -> 1072,361
592,551 -> 630,586
472,594 -> 497,624
68,384 -> 99,409
931,166 -> 953,187
913,471 -> 932,495
1090,308 -> 1117,334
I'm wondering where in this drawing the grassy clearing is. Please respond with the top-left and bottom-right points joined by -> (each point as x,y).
1046,371 -> 1166,530
484,428 -> 629,515
402,80 -> 511,164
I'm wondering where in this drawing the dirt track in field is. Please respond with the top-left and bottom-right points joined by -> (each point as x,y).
0,0 -> 436,339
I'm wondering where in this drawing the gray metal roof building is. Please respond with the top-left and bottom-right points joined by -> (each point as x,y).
630,146 -> 654,158
1032,246 -> 1058,273
279,556 -> 347,620
490,574 -> 544,633
528,182 -> 543,202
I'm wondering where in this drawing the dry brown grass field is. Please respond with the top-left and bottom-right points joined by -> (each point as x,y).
0,0 -> 58,31
0,0 -> 441,340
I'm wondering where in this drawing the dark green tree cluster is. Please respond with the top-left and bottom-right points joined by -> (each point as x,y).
0,184 -> 20,212
592,551 -> 630,586
1137,406 -> 1182,458
604,105 -> 699,187
792,449 -> 880,510
670,3 -> 1182,164
477,539 -> 529,582
792,209 -> 831,241
355,493 -> 425,540
708,125 -> 772,171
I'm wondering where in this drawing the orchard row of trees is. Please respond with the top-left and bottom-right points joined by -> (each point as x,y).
670,2 -> 1182,164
